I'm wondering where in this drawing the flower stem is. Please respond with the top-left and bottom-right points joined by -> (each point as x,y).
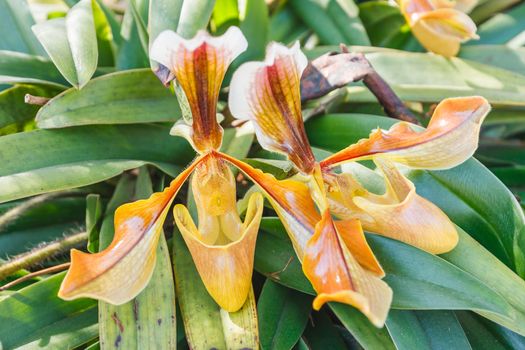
0,231 -> 87,281
362,70 -> 419,124
0,263 -> 71,291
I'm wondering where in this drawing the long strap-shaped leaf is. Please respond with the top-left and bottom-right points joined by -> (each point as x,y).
98,168 -> 177,349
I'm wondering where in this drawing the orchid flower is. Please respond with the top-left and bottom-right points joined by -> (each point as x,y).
229,42 -> 490,326
399,0 -> 479,56
57,28 -> 322,314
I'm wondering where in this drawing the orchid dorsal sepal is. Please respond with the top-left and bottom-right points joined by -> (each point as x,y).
150,26 -> 248,152
229,41 -> 316,175
321,96 -> 490,170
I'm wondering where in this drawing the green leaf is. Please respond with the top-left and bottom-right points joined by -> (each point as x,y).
86,193 -> 103,253
212,0 -> 239,31
32,0 -> 98,88
116,7 -> 149,70
256,218 -> 314,295
470,0 -> 521,23
442,230 -> 525,336
0,0 -> 46,55
148,0 -> 183,56
457,311 -> 525,350
469,2 -> 525,44
238,0 -> 268,62
0,124 -> 193,203
129,0 -> 150,55
0,50 -> 68,87
302,310 -> 347,350
221,126 -> 254,159
477,139 -> 525,166
92,0 -> 116,66
176,0 -> 215,39
99,168 -> 177,349
305,114 -> 525,276
459,46 -> 525,74
290,0 -> 369,45
172,231 -> 259,349
0,196 -> 85,257
386,310 -> 471,350
358,1 -> 411,49
0,273 -> 97,349
258,279 -> 312,350
370,234 -> 513,318
362,51 -> 525,106
99,237 -> 177,348
268,7 -> 302,43
36,69 -> 180,128
94,0 -> 122,46
330,303 -> 396,350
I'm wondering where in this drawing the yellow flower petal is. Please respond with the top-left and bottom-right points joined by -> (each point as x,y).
400,0 -> 478,56
59,154 -> 208,304
413,8 -> 478,56
328,158 -> 458,254
229,42 -> 316,174
321,96 -> 490,170
334,219 -> 385,276
303,210 -> 392,327
150,27 -> 247,152
173,192 -> 264,312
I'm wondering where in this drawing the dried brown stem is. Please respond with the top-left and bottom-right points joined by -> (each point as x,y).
0,263 -> 70,291
24,94 -> 51,106
300,45 -> 419,124
362,70 -> 419,124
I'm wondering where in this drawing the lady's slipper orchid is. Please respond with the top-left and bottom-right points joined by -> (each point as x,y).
229,41 -> 490,326
58,28 -> 325,314
399,0 -> 479,56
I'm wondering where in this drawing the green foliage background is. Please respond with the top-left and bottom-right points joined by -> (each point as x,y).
0,0 -> 524,349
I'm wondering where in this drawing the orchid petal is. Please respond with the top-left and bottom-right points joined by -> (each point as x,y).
303,210 -> 392,327
334,220 -> 385,276
329,158 -> 458,254
412,8 -> 478,56
401,0 -> 478,56
150,27 -> 247,152
59,155 -> 208,304
229,42 -> 316,174
173,192 -> 264,312
217,152 -> 319,259
321,96 -> 490,170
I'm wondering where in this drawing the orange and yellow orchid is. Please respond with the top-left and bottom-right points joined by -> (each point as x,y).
229,41 -> 490,326
58,26 -> 491,328
58,28 -> 319,314
399,0 -> 479,56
